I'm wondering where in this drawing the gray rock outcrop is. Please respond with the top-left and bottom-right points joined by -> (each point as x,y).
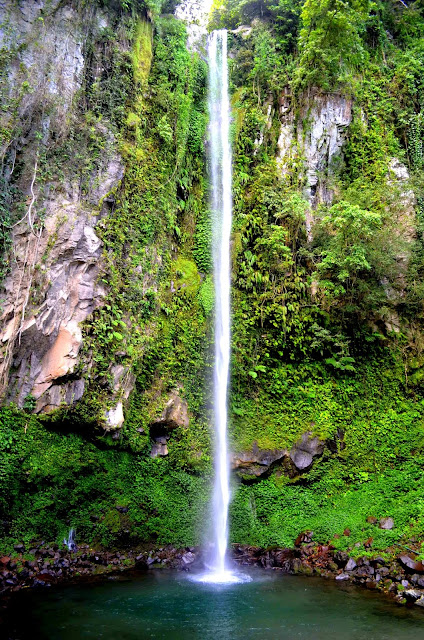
232,431 -> 326,478
151,390 -> 190,431
277,90 -> 353,240
175,0 -> 208,51
290,431 -> 325,471
150,389 -> 190,457
232,443 -> 288,478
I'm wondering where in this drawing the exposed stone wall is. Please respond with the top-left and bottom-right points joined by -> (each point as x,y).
277,90 -> 353,240
175,0 -> 209,52
0,1 -> 124,413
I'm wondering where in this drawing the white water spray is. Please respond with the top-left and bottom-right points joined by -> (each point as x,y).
210,29 -> 232,578
193,29 -> 245,585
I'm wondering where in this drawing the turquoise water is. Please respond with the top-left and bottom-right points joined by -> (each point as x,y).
2,569 -> 423,639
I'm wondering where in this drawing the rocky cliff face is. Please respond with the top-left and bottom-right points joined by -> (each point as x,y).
0,1 -> 125,415
0,4 -> 417,431
277,90 -> 353,240
276,88 -> 415,314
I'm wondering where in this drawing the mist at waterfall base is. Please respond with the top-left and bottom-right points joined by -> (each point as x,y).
192,29 -> 243,585
3,570 -> 423,640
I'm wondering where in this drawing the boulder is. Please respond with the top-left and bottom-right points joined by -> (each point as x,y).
354,565 -> 374,578
231,442 -> 287,478
232,431 -> 326,478
399,555 -> 424,573
379,517 -> 394,530
294,531 -> 314,546
411,575 -> 424,588
182,552 -> 196,566
290,432 -> 325,471
334,551 -> 348,567
151,443 -> 169,458
345,558 -> 357,571
274,548 -> 296,572
151,390 -> 189,431
356,556 -> 370,567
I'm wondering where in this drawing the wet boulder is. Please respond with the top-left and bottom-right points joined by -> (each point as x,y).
335,573 -> 350,581
354,565 -> 375,579
410,574 -> 424,588
274,548 -> 296,572
182,552 -> 195,566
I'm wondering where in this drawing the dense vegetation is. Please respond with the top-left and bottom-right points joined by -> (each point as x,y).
0,3 -> 213,550
1,0 -> 424,560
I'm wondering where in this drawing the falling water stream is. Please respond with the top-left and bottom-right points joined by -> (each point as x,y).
194,29 -> 245,585
209,29 -> 232,580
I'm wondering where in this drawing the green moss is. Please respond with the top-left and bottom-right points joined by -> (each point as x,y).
172,257 -> 201,295
131,20 -> 153,87
230,460 -> 424,550
126,111 -> 141,128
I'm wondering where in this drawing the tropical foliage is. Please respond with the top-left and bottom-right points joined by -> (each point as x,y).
1,0 -> 424,557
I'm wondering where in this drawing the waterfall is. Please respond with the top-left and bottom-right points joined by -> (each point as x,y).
192,29 -> 249,585
209,29 -> 232,577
